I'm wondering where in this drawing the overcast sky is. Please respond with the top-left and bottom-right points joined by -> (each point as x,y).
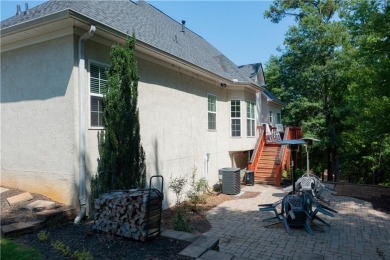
1,0 -> 295,67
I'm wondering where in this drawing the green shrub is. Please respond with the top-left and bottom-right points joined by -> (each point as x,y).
187,166 -> 208,211
73,249 -> 94,260
169,176 -> 187,206
172,210 -> 192,232
51,240 -> 71,256
37,231 -> 50,242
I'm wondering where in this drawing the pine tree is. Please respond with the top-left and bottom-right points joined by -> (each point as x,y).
97,35 -> 146,191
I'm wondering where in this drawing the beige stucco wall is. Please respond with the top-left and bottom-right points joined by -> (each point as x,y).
0,35 -> 78,205
83,40 -> 258,207
137,59 -> 258,206
260,94 -> 282,127
1,35 -> 259,208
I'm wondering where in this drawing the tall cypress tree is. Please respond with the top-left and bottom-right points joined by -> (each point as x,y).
97,35 -> 146,191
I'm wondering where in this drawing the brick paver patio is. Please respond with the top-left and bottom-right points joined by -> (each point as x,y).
205,185 -> 390,259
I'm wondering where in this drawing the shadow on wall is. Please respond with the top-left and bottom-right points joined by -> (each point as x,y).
151,138 -> 172,209
1,40 -> 72,103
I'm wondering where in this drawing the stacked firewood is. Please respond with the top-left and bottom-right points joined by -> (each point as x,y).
93,190 -> 162,241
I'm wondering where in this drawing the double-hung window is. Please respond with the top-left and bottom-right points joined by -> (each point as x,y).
276,112 -> 281,124
246,101 -> 255,137
269,111 -> 273,125
90,62 -> 108,128
208,94 -> 217,130
231,100 -> 241,137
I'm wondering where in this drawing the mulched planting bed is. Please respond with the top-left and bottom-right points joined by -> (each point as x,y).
161,190 -> 261,233
14,221 -> 193,260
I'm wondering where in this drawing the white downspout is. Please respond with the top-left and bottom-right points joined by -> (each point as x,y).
75,25 -> 96,224
204,153 -> 210,181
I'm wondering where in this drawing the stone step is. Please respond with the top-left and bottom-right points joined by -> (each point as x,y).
1,207 -> 77,237
6,192 -> 33,205
198,249 -> 235,260
23,200 -> 56,211
35,208 -> 77,226
1,221 -> 42,237
179,235 -> 219,258
161,229 -> 200,242
0,187 -> 9,193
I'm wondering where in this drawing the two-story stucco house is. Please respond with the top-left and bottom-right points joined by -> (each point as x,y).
0,0 -> 283,211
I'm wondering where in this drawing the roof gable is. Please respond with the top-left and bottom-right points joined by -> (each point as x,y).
238,63 -> 284,106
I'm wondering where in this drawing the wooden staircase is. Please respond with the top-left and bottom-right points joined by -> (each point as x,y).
254,144 -> 280,185
248,126 -> 302,186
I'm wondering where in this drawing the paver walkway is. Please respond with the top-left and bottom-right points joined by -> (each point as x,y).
205,185 -> 390,260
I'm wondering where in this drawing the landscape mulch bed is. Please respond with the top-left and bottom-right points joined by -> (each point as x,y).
161,190 -> 261,233
14,222 -> 192,260
1,186 -> 259,259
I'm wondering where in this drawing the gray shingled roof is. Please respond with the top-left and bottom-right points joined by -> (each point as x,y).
1,0 -> 255,85
237,63 -> 262,82
238,63 -> 284,105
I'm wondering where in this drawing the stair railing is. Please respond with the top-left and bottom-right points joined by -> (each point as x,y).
275,126 -> 290,186
248,127 -> 265,171
275,126 -> 302,186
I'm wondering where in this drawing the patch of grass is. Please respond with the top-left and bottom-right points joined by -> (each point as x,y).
51,240 -> 71,256
0,238 -> 42,260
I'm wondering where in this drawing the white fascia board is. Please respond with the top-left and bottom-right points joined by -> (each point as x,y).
227,83 -> 261,94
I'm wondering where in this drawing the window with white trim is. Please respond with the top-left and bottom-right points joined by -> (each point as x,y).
276,112 -> 281,124
90,62 -> 108,127
231,100 -> 241,137
269,111 -> 273,125
208,94 -> 217,130
246,101 -> 255,137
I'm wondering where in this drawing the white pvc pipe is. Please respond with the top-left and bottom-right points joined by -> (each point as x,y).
204,153 -> 210,181
75,25 -> 96,224
306,145 -> 310,177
